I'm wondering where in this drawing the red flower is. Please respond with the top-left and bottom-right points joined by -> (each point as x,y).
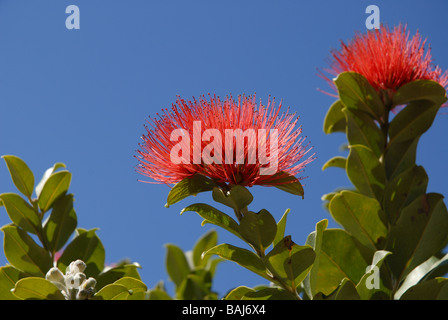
320,24 -> 448,95
135,94 -> 314,187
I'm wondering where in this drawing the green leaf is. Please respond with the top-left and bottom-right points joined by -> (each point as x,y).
329,191 -> 387,251
239,209 -> 277,253
57,228 -> 105,278
392,79 -> 447,107
165,244 -> 191,288
347,145 -> 386,201
2,155 -> 35,199
305,229 -> 368,296
273,208 -> 290,247
1,225 -> 53,277
93,283 -> 130,300
322,156 -> 346,171
43,194 -> 77,254
242,287 -> 297,300
203,244 -> 270,282
148,289 -> 173,300
385,137 -> 419,180
389,99 -> 441,145
166,174 -> 217,207
12,277 -> 65,300
114,277 -> 147,299
356,250 -> 392,300
0,266 -> 29,300
331,278 -> 360,300
181,203 -> 242,241
344,108 -> 385,158
176,274 -> 208,300
383,165 -> 428,223
212,185 -> 253,211
303,219 -> 328,299
35,163 -> 66,198
96,261 -> 142,291
37,171 -> 71,213
394,255 -> 448,299
400,277 -> 448,300
224,286 -> 255,300
192,230 -> 218,268
0,193 -> 40,234
334,72 -> 386,120
323,100 -> 346,134
264,236 -> 315,289
262,171 -> 304,198
387,193 -> 448,281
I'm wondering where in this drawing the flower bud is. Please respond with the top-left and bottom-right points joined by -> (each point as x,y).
45,267 -> 65,284
66,259 -> 87,274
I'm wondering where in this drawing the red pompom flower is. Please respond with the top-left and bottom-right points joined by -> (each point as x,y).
135,94 -> 315,187
320,24 -> 448,96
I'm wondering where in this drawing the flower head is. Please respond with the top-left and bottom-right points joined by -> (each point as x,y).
320,24 -> 448,95
135,94 -> 314,187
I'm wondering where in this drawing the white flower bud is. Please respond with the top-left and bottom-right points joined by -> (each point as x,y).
81,277 -> 97,290
45,267 -> 65,284
66,259 -> 87,275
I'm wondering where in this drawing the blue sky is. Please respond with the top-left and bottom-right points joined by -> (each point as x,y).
0,0 -> 447,297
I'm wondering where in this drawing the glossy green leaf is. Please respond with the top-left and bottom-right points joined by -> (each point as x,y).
303,219 -> 328,299
148,289 -> 173,300
166,174 -> 217,207
2,155 -> 35,199
387,193 -> 448,281
305,229 -> 368,296
176,274 -> 208,300
203,243 -> 270,282
347,145 -> 386,201
12,277 -> 65,300
212,185 -> 253,211
344,108 -> 384,157
331,278 -> 360,300
323,100 -> 346,134
394,255 -> 448,299
1,225 -> 52,277
329,191 -> 387,251
400,277 -> 448,300
239,209 -> 277,253
2,155 -> 34,198
114,277 -> 147,299
181,203 -> 242,241
383,165 -> 428,223
322,156 -> 346,171
224,286 -> 255,300
43,194 -> 77,254
0,266 -> 28,300
265,236 -> 315,289
96,262 -> 142,291
242,287 -> 297,300
192,229 -> 218,268
0,193 -> 40,234
262,171 -> 304,198
165,244 -> 191,288
273,208 -> 290,247
35,163 -> 66,198
392,79 -> 447,107
356,250 -> 391,300
385,137 -> 419,180
389,99 -> 441,145
334,72 -> 385,120
38,171 -> 71,213
57,228 -> 105,278
93,283 -> 130,300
